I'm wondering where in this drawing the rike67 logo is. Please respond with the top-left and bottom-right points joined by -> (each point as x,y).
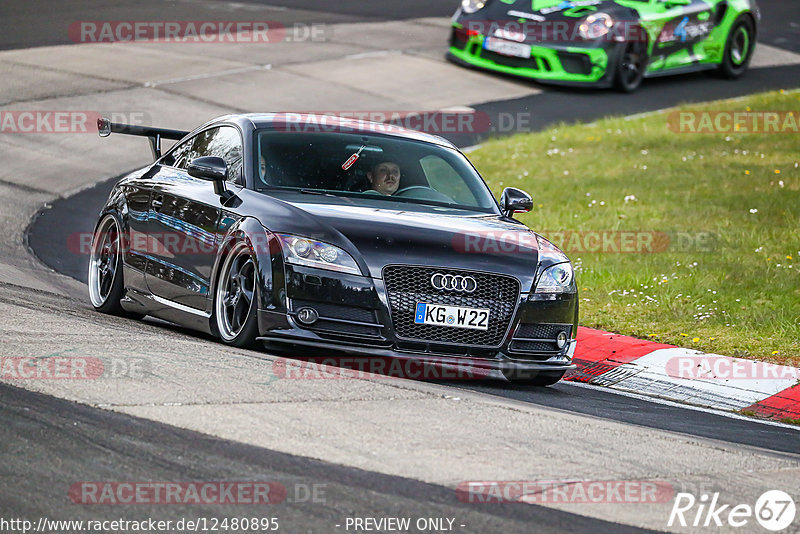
669,490 -> 796,531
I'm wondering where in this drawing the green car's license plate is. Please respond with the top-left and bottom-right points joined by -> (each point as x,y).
483,37 -> 532,58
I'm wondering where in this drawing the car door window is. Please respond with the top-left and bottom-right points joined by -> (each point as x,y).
186,126 -> 244,185
161,139 -> 193,169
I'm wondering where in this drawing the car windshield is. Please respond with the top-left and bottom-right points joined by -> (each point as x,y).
253,130 -> 499,213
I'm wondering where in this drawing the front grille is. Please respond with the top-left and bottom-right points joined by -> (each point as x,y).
479,49 -> 554,72
383,266 -> 520,347
557,52 -> 591,75
480,49 -> 538,69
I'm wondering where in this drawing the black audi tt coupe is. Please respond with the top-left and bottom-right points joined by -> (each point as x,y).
89,114 -> 578,385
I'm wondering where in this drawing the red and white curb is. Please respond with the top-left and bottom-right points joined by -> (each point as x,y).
565,327 -> 800,420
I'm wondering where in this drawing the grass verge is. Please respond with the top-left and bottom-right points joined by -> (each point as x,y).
469,89 -> 800,365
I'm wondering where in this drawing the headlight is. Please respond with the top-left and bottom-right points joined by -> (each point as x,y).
461,0 -> 487,14
277,234 -> 360,275
535,262 -> 574,293
579,13 -> 614,39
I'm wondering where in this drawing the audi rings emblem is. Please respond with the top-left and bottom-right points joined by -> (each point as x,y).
430,273 -> 477,293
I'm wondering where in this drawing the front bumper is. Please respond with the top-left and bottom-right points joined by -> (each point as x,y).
257,264 -> 578,374
447,25 -> 620,88
257,330 -> 576,375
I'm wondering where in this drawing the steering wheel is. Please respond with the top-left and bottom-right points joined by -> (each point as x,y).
394,186 -> 455,203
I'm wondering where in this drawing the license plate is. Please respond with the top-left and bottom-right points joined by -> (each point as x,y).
414,303 -> 489,331
483,37 -> 531,58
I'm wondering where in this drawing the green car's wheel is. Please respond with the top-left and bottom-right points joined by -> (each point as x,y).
614,39 -> 648,93
719,15 -> 755,79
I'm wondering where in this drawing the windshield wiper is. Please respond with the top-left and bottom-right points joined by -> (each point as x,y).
297,189 -> 330,196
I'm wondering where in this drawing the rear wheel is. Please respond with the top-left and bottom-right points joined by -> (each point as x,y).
88,214 -> 128,315
719,15 -> 755,79
501,368 -> 566,386
614,40 -> 648,93
213,241 -> 259,348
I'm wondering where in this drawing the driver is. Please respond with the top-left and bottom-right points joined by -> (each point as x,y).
365,160 -> 401,196
259,155 -> 268,182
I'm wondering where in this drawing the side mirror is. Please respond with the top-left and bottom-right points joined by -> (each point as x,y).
97,117 -> 111,137
500,187 -> 533,218
188,156 -> 229,196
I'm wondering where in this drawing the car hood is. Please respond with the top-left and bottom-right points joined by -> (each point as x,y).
246,192 -> 546,292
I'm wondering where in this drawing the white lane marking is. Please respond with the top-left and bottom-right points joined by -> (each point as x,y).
177,0 -> 288,12
439,105 -> 476,112
144,64 -> 272,87
345,50 -> 403,60
750,43 -> 800,68
562,380 -> 800,431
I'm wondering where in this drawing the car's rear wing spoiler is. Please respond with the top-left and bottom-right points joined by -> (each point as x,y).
97,117 -> 189,160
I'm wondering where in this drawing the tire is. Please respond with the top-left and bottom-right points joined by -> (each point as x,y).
501,368 -> 566,386
88,214 -> 129,315
718,15 -> 755,79
614,39 -> 648,93
212,241 -> 260,348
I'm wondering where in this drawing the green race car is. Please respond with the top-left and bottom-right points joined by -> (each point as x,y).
447,0 -> 760,91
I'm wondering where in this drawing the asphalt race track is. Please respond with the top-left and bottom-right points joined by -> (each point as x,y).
1,383 -> 655,534
3,1 -> 800,533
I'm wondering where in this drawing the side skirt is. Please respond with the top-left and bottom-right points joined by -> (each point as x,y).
122,287 -> 213,335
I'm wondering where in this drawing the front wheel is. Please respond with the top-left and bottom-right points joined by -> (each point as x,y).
212,241 -> 260,348
501,368 -> 566,386
614,40 -> 648,93
719,15 -> 755,79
